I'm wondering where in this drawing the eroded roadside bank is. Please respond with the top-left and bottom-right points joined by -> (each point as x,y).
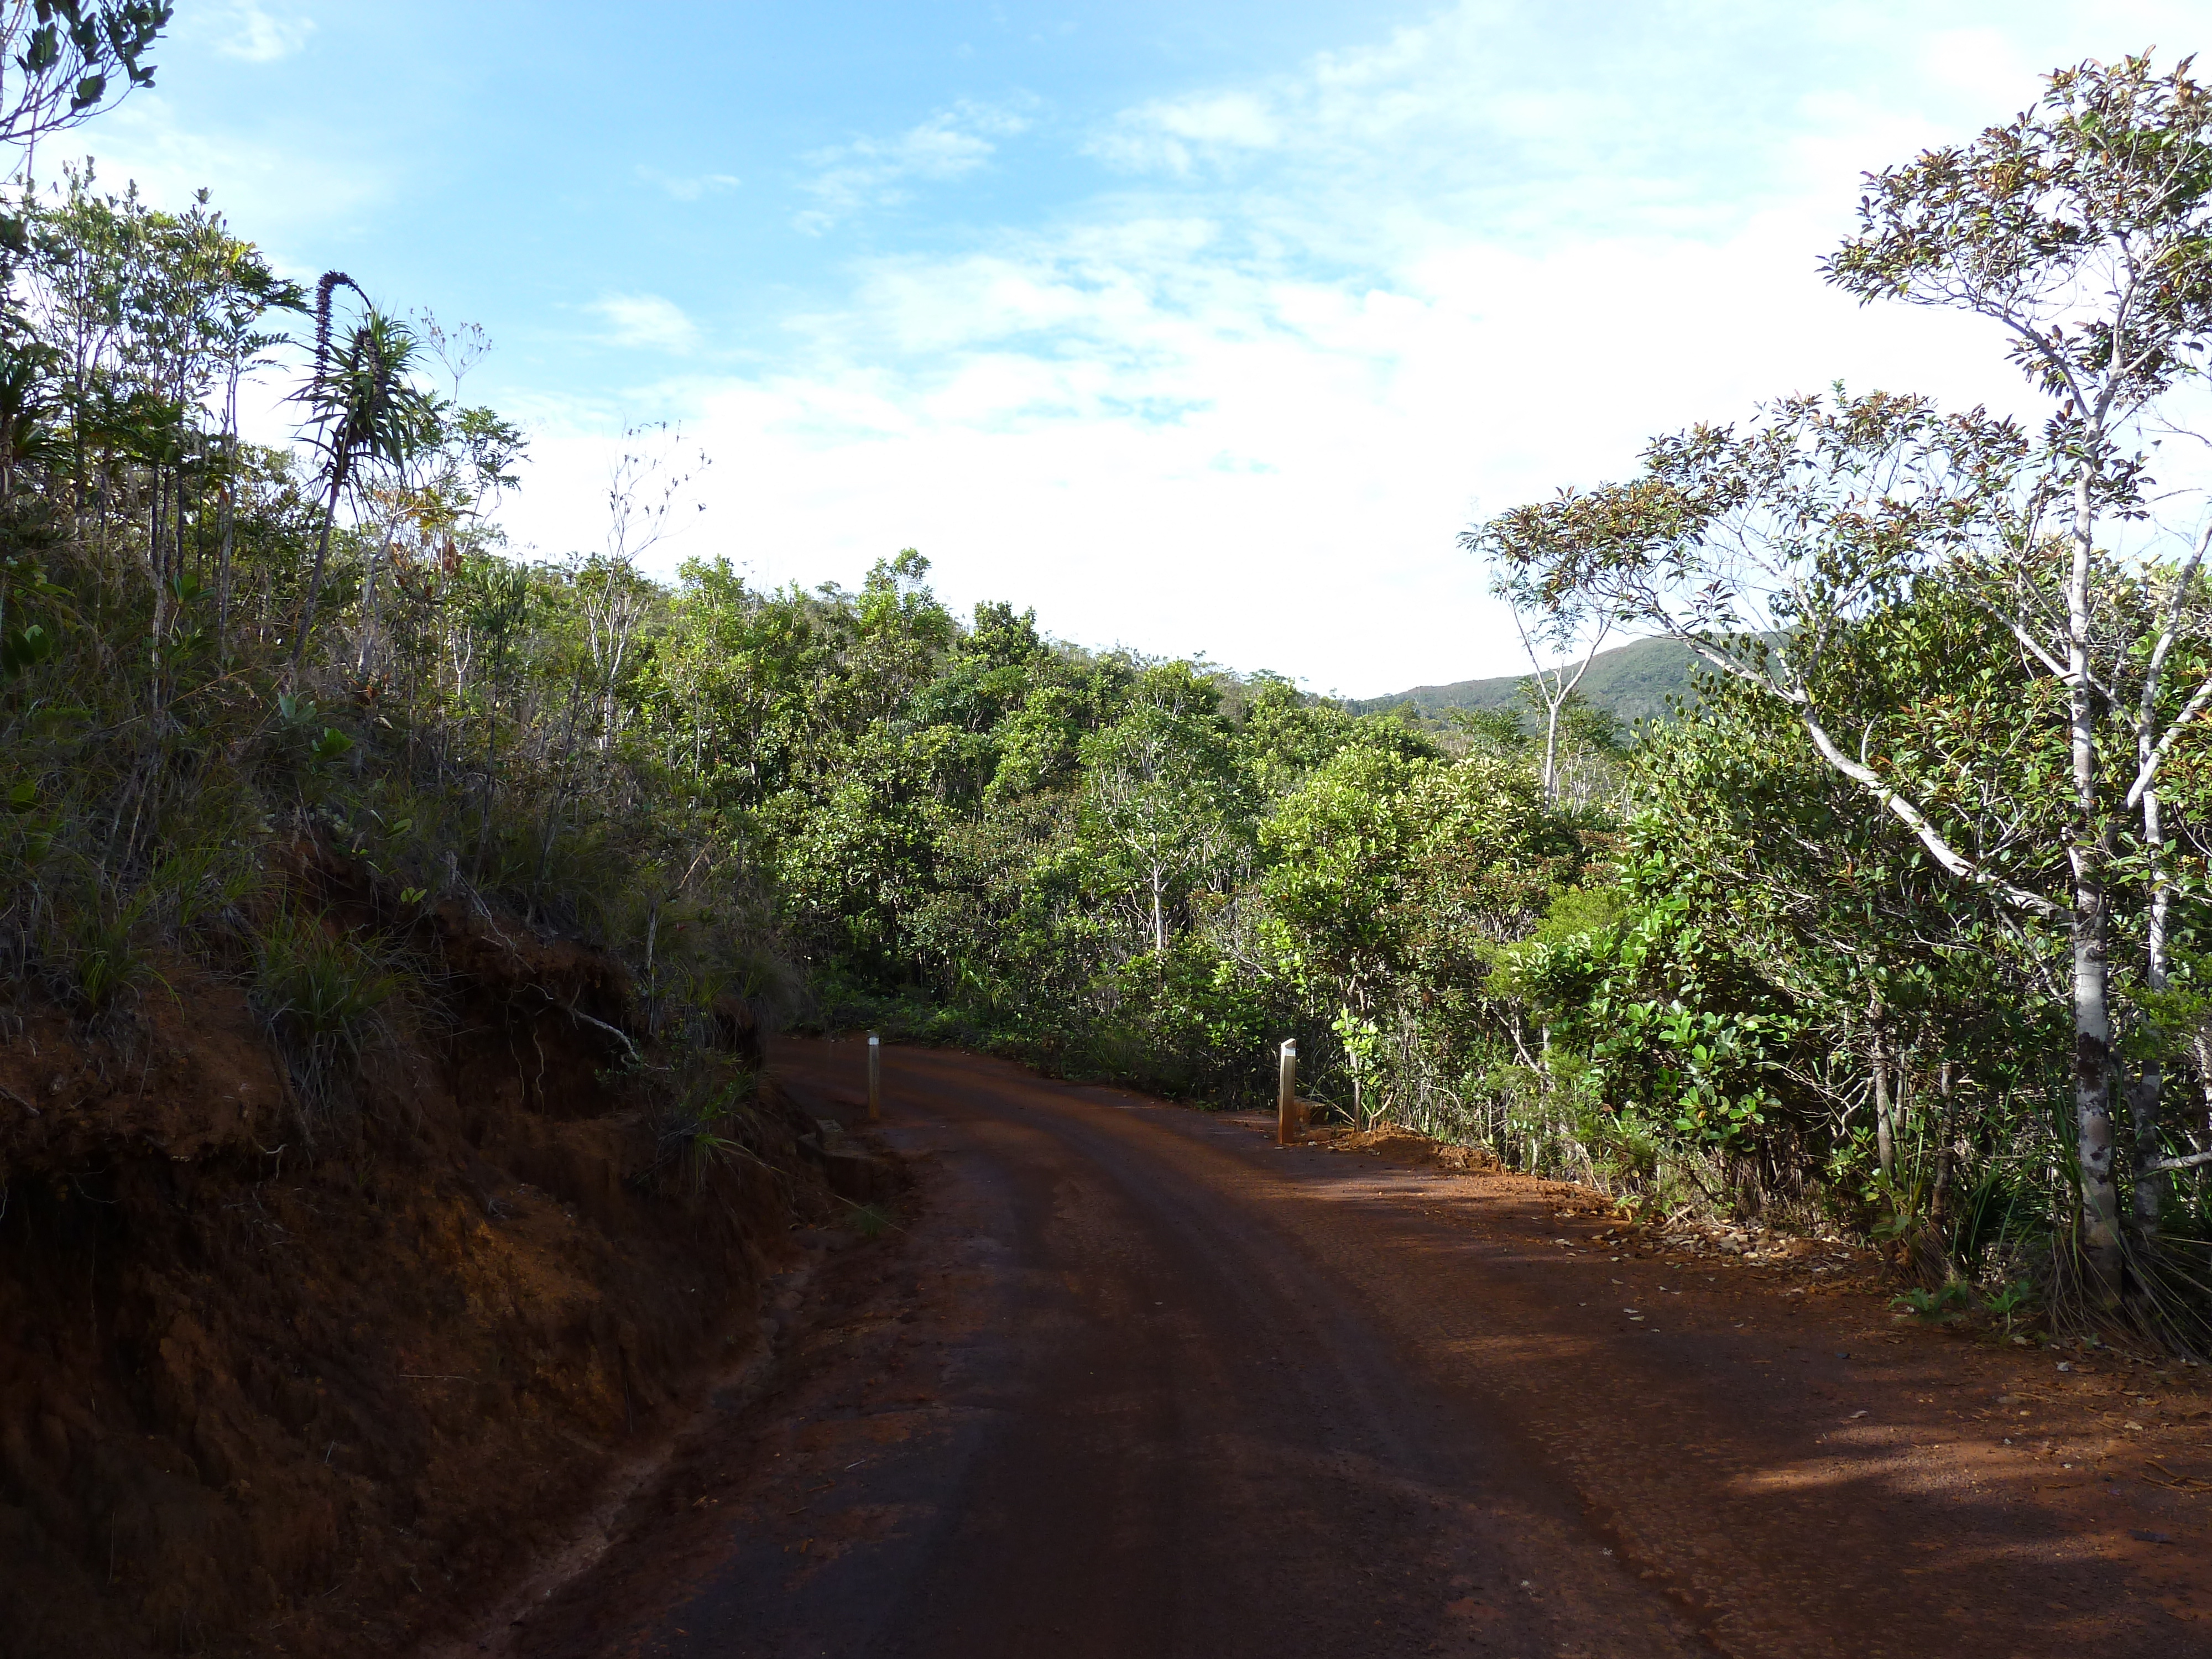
0,859 -> 878,1659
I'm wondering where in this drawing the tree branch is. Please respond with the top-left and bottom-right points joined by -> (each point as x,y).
563,999 -> 648,1066
2133,518 -> 2212,744
1667,632 -> 2061,919
1794,708 -> 2060,917
2006,619 -> 2070,683
2126,671 -> 2212,809
2147,1147 -> 2212,1175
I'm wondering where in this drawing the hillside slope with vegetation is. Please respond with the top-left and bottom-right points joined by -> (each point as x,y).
1346,634 -> 1698,730
0,14 -> 865,1656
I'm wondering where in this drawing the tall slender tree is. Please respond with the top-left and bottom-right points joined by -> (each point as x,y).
1827,53 -> 2212,1286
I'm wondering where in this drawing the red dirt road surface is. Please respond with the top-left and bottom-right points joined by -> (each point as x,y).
499,1040 -> 2212,1658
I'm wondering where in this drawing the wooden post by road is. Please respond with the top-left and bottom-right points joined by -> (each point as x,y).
867,1032 -> 881,1123
1277,1038 -> 1299,1147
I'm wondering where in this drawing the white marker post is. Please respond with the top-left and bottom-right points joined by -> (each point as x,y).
867,1032 -> 881,1123
1277,1038 -> 1299,1147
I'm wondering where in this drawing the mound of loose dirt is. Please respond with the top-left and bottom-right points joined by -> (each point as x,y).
0,879 -> 838,1659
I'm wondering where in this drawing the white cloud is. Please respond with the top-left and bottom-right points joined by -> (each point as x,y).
795,100 -> 1032,233
510,213 -> 2041,693
638,166 -> 741,202
70,93 -> 383,270
500,1 -> 2212,693
1087,92 -> 1282,176
206,2 -> 316,64
588,293 -> 699,352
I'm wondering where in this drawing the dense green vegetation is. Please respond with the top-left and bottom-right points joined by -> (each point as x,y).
8,25 -> 2212,1338
0,159 -> 791,1152
1483,52 -> 2212,1317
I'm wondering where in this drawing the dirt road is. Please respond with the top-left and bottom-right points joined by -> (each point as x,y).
504,1040 -> 2212,1658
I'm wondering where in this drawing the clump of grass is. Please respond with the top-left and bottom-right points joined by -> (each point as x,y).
249,912 -> 402,1140
41,840 -> 264,1016
67,906 -> 155,1013
638,1062 -> 773,1194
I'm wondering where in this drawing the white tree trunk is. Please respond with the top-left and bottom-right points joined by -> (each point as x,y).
2069,470 -> 2123,1300
1871,1016 -> 1895,1186
2130,788 -> 2171,1241
1541,699 -> 1562,804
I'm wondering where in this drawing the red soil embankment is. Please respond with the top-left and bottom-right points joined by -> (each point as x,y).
0,881 -> 832,1659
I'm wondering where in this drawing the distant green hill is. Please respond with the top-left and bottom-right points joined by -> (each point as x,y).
1345,635 -> 1699,729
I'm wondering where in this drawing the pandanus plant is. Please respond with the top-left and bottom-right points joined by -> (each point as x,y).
288,271 -> 441,678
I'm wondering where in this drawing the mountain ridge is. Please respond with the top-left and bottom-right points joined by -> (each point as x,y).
1342,635 -> 1699,728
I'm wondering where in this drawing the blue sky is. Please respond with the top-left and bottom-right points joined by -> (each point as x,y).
76,1 -> 2212,694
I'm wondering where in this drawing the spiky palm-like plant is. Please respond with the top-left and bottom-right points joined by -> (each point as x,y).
288,272 -> 441,677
